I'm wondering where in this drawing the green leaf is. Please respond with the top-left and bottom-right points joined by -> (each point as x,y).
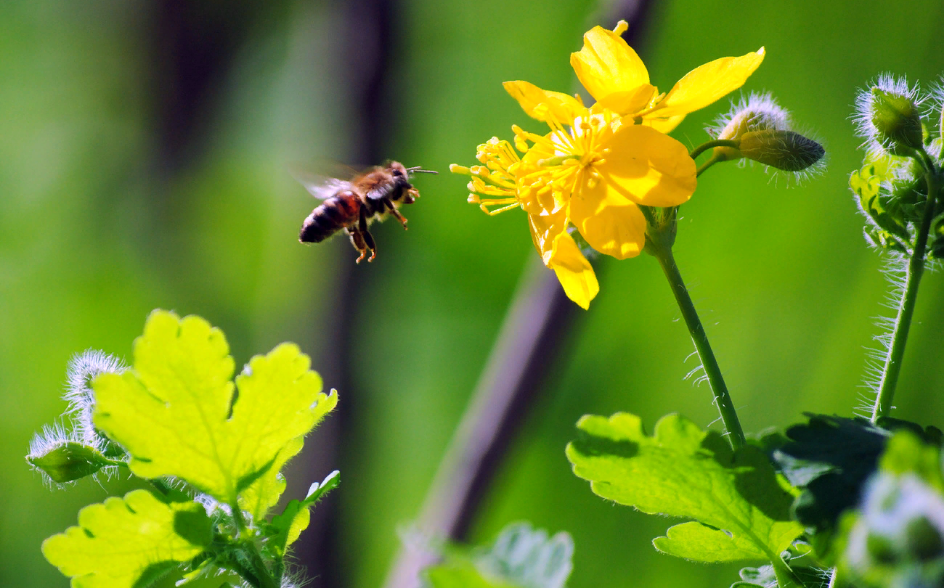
878,431 -> 944,491
426,562 -> 518,588
42,489 -> 211,588
268,470 -> 340,555
566,413 -> 802,564
93,310 -> 337,511
657,522 -> 770,562
425,522 -> 574,588
27,441 -> 116,484
771,415 -> 942,537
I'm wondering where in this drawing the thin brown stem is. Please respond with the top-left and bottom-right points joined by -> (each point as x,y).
381,258 -> 577,588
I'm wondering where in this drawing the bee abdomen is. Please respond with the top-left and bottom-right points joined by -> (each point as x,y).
299,199 -> 348,243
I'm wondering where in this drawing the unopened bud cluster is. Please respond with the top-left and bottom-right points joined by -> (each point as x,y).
850,74 -> 944,256
709,93 -> 825,176
856,76 -> 929,157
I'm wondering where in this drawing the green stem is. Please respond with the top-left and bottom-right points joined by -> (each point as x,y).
696,151 -> 724,177
689,139 -> 739,160
871,159 -> 939,423
231,503 -> 281,588
649,242 -> 746,449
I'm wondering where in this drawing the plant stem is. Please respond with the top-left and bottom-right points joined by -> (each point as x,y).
696,151 -> 724,177
871,160 -> 939,423
232,503 -> 281,588
689,139 -> 739,160
649,242 -> 746,449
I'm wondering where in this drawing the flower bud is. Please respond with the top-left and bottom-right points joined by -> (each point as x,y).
710,93 -> 790,161
27,440 -> 112,484
869,87 -> 924,153
738,130 -> 825,171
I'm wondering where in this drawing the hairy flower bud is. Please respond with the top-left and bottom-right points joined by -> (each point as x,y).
27,440 -> 112,484
738,130 -> 825,171
710,93 -> 790,162
855,76 -> 926,156
870,88 -> 924,153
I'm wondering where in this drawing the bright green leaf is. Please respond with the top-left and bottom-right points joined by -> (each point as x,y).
655,521 -> 768,562
42,489 -> 211,588
93,310 -> 337,509
269,470 -> 340,554
566,413 -> 802,563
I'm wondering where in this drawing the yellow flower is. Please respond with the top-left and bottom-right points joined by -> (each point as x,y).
567,20 -> 765,131
453,22 -> 765,309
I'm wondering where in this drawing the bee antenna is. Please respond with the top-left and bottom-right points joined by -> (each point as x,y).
406,166 -> 438,175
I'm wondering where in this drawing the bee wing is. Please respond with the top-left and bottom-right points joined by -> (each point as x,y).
365,181 -> 395,201
290,168 -> 354,200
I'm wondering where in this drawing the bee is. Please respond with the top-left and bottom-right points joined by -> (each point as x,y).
296,162 -> 436,263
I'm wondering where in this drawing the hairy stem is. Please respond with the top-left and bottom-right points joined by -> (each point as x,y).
649,242 -> 746,449
232,504 -> 281,588
871,158 -> 939,422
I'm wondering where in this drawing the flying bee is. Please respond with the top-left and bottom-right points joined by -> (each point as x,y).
296,162 -> 436,263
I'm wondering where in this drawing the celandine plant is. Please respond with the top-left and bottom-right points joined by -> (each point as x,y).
450,20 -> 944,588
24,20 -> 944,588
27,310 -> 338,588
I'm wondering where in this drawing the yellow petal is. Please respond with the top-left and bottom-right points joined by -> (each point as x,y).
546,231 -> 599,310
642,114 -> 687,134
518,141 -> 573,216
645,48 -> 765,119
593,125 -> 697,207
528,210 -> 569,264
592,85 -> 659,117
504,81 -> 587,123
570,25 -> 652,109
569,190 -> 646,260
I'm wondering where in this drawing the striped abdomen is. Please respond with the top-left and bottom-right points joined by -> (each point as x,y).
299,193 -> 361,243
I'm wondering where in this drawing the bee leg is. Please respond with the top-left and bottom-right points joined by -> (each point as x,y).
363,229 -> 377,262
347,227 -> 369,264
358,205 -> 378,262
383,197 -> 409,230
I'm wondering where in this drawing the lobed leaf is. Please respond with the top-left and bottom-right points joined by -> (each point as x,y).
566,412 -> 802,564
42,489 -> 211,588
425,522 -> 574,588
268,470 -> 340,555
93,310 -> 336,509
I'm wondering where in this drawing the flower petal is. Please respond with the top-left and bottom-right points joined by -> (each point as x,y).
518,141 -> 574,216
645,48 -> 765,119
570,24 -> 653,110
594,125 -> 697,207
570,188 -> 647,260
592,86 -> 659,117
643,114 -> 687,134
504,81 -> 586,123
528,209 -> 569,264
546,231 -> 599,309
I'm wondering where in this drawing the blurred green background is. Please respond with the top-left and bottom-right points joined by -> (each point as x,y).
3,0 -> 944,586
